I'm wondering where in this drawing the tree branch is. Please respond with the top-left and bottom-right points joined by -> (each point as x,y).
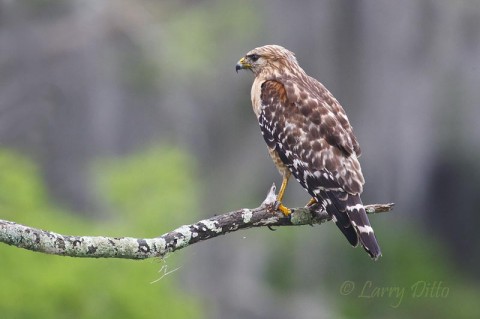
0,184 -> 393,260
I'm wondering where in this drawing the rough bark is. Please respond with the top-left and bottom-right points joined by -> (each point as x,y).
0,184 -> 393,259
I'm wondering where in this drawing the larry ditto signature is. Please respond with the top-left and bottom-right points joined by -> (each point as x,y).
339,280 -> 449,308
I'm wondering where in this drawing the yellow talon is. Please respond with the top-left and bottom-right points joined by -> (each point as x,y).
278,203 -> 292,216
305,197 -> 317,207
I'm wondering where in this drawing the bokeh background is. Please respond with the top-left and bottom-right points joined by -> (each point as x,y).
1,0 -> 480,318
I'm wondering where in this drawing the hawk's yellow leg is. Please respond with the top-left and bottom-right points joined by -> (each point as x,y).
277,171 -> 292,216
305,197 -> 317,207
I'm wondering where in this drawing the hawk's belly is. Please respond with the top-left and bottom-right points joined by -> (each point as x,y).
267,147 -> 289,177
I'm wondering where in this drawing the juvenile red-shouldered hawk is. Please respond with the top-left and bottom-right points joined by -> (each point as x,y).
236,45 -> 381,260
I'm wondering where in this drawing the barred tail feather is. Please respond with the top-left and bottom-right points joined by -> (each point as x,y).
331,207 -> 359,247
315,195 -> 358,247
318,191 -> 381,260
345,195 -> 382,260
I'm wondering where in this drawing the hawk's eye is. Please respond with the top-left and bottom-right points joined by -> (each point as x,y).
248,54 -> 260,62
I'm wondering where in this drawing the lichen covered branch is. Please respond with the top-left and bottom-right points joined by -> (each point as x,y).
0,184 -> 393,259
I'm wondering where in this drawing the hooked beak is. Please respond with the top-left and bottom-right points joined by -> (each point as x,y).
235,57 -> 251,73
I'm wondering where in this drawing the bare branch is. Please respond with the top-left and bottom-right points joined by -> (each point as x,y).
0,184 -> 393,259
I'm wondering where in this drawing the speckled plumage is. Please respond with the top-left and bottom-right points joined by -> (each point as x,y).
237,45 -> 381,259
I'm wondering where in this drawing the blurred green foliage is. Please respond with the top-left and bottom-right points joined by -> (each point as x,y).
261,214 -> 480,318
0,150 -> 48,216
162,1 -> 260,76
328,221 -> 480,318
0,147 -> 203,319
95,146 -> 199,237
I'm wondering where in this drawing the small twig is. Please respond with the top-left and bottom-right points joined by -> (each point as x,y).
0,184 -> 393,259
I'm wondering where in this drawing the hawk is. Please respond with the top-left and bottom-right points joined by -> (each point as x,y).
236,45 -> 381,260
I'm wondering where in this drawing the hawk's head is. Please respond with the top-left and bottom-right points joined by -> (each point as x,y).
236,45 -> 298,76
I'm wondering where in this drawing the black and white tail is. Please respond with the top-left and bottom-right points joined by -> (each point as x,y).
320,191 -> 381,260
344,194 -> 381,260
